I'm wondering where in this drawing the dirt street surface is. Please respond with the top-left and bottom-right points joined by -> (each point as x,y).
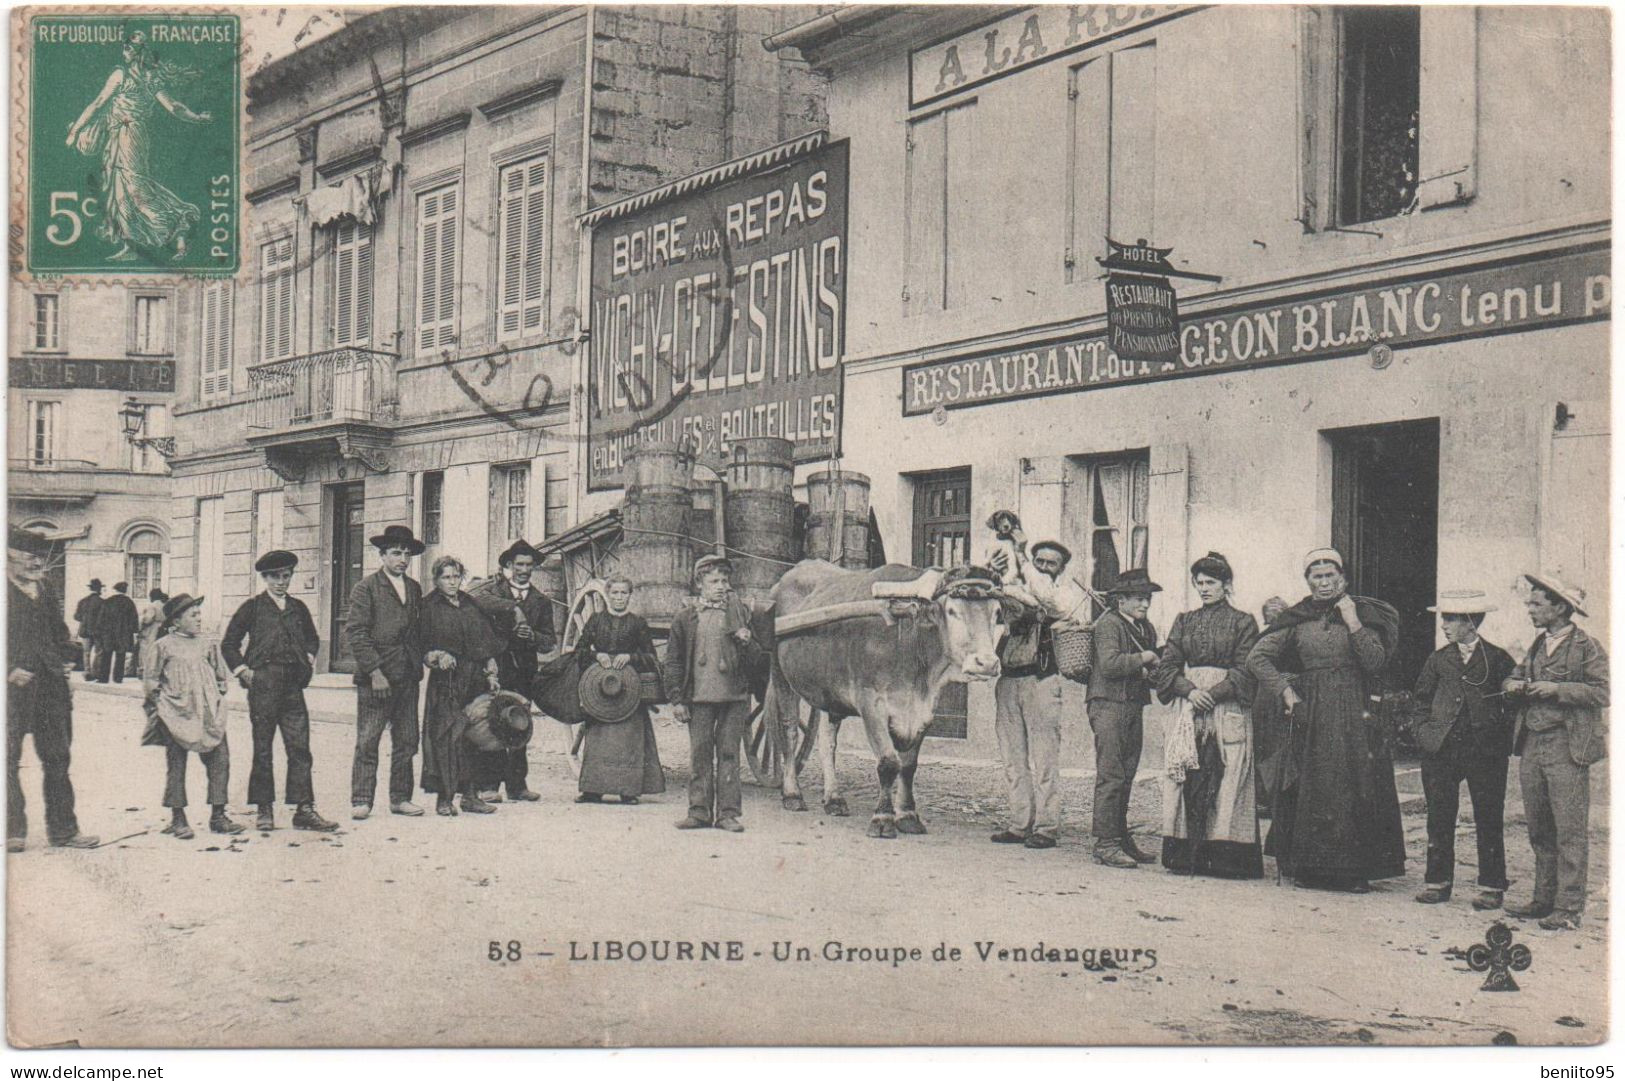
6,684 -> 1609,1048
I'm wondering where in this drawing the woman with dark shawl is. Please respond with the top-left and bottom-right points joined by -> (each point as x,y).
1155,552 -> 1263,878
419,556 -> 504,817
575,576 -> 666,805
1247,548 -> 1405,891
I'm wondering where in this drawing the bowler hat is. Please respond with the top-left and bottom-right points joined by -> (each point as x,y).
162,593 -> 205,623
7,526 -> 51,556
578,665 -> 641,724
498,539 -> 541,567
369,525 -> 425,555
255,549 -> 299,574
1107,568 -> 1163,596
1523,571 -> 1588,618
1427,589 -> 1497,615
88,578 -> 104,591
1030,540 -> 1072,566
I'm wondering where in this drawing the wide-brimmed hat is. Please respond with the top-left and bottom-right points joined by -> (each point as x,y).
88,578 -> 104,591
498,540 -> 542,567
1030,540 -> 1073,566
369,525 -> 425,555
1428,589 -> 1497,615
1524,571 -> 1588,617
255,549 -> 299,574
1108,568 -> 1163,596
578,665 -> 641,724
162,593 -> 205,623
7,527 -> 51,556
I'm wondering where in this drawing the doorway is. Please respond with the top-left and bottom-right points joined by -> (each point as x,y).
329,482 -> 366,673
1325,418 -> 1439,692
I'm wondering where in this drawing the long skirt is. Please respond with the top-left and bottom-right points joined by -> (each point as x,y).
1160,665 -> 1263,878
1265,666 -> 1406,881
579,708 -> 666,797
421,675 -> 472,797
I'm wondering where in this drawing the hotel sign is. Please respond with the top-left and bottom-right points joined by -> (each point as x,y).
910,6 -> 1194,108
902,245 -> 1610,415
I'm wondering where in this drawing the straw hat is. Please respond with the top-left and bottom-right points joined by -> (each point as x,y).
578,665 -> 641,724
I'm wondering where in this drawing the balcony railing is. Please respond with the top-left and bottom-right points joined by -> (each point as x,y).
247,348 -> 400,431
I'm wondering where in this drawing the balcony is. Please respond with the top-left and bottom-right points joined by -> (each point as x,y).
8,458 -> 169,505
245,348 -> 399,481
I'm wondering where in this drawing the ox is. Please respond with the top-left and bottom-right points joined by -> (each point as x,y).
763,562 -> 1003,838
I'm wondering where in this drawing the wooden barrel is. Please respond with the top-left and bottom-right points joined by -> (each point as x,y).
724,437 -> 796,607
621,537 -> 690,625
627,441 -> 692,491
805,469 -> 871,569
623,442 -> 698,623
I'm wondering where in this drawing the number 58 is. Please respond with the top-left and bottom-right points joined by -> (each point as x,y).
46,192 -> 98,247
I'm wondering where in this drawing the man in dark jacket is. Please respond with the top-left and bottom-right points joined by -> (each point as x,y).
468,540 -> 554,802
1086,568 -> 1162,869
1410,590 -> 1516,910
8,527 -> 98,851
344,525 -> 426,820
73,579 -> 104,676
222,550 -> 335,832
92,581 -> 140,683
665,555 -> 762,832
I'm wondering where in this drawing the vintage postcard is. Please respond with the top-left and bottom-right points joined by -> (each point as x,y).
4,1 -> 1612,1054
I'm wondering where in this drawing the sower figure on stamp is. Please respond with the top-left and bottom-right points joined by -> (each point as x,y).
1502,572 -> 1608,932
8,527 -> 97,852
468,540 -> 554,803
221,551 -> 335,833
1087,569 -> 1164,869
987,520 -> 1089,851
144,594 -> 239,841
73,579 -> 104,678
1410,590 -> 1515,910
345,525 -> 426,821
666,555 -> 763,833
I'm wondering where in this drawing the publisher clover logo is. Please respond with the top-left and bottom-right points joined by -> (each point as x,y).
1460,922 -> 1533,992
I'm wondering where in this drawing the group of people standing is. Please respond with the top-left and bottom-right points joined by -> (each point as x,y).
71,578 -> 165,684
989,525 -> 1607,931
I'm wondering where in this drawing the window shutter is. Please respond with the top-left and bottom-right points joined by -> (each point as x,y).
521,161 -> 547,331
1416,7 -> 1477,209
526,456 -> 548,542
261,239 -> 294,361
201,282 -> 234,399
438,189 -> 458,345
416,186 -> 460,353
355,227 -> 373,344
498,157 -> 547,340
333,223 -> 372,348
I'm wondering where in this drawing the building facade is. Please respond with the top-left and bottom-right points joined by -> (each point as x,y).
771,5 -> 1611,760
166,6 -> 826,670
8,280 -> 177,615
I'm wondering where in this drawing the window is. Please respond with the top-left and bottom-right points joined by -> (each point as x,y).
416,185 -> 460,353
200,281 -> 234,400
495,463 -> 529,541
422,471 -> 444,545
252,489 -> 284,569
1080,452 -> 1150,618
125,529 -> 166,600
1068,41 -> 1157,280
911,468 -> 972,739
331,221 -> 374,347
904,102 -> 975,314
32,294 -> 61,351
126,404 -> 169,473
132,294 -> 170,354
496,156 -> 549,340
1337,7 -> 1419,225
27,401 -> 61,466
259,238 -> 295,361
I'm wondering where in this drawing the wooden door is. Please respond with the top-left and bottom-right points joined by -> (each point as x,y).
329,483 -> 366,672
913,469 -> 972,738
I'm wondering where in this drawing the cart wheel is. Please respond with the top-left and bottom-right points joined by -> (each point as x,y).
745,698 -> 817,787
560,582 -> 608,779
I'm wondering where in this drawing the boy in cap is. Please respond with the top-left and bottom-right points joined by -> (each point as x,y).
345,525 -> 427,820
664,554 -> 762,832
144,594 -> 239,840
1087,568 -> 1163,868
8,526 -> 98,851
221,550 -> 335,832
1411,590 -> 1515,909
1503,572 -> 1608,931
469,539 -> 554,802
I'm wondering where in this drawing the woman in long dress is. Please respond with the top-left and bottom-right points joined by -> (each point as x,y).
65,32 -> 211,261
576,577 -> 666,805
418,556 -> 504,817
1247,548 -> 1405,891
1155,552 -> 1263,878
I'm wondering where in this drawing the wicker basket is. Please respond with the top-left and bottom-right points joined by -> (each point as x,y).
1053,623 -> 1093,684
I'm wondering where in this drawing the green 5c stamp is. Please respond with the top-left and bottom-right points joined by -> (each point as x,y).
27,13 -> 239,274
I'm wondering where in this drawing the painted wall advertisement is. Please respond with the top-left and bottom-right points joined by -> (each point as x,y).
587,141 -> 849,490
902,244 -> 1610,415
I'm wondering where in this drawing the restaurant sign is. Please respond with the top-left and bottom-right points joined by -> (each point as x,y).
902,244 -> 1610,416
9,356 -> 175,392
587,141 -> 848,490
910,5 -> 1194,108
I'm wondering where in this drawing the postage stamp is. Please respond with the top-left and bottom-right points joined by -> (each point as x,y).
22,11 -> 240,275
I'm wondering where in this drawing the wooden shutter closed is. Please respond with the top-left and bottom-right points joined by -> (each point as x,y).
498,157 -> 548,340
417,186 -> 459,353
201,282 -> 234,399
333,222 -> 373,348
261,239 -> 294,361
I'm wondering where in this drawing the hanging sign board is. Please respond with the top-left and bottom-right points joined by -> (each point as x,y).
1105,274 -> 1180,365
